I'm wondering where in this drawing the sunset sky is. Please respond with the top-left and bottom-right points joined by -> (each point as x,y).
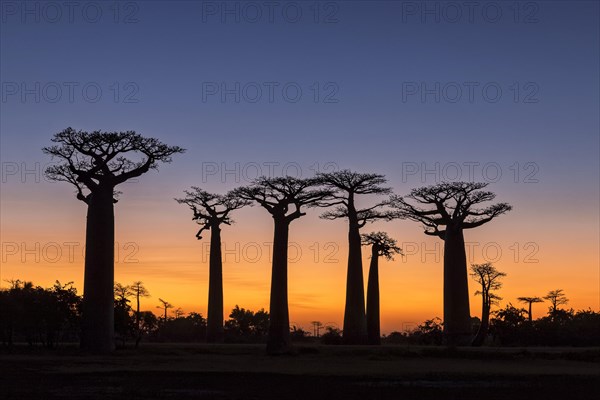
1,1 -> 598,333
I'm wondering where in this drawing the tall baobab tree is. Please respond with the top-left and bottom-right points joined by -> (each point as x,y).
469,263 -> 506,346
316,170 -> 395,345
544,289 -> 569,314
176,188 -> 250,343
517,296 -> 544,322
130,281 -> 150,329
157,298 -> 173,322
391,182 -> 511,345
361,232 -> 402,345
235,177 -> 332,354
43,128 -> 184,353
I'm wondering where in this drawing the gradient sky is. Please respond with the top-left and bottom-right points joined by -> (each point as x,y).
1,1 -> 599,333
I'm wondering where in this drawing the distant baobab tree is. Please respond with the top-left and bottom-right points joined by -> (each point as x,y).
235,177 -> 332,354
176,188 -> 251,343
311,321 -> 324,338
157,298 -> 173,321
130,281 -> 150,347
317,170 -> 395,345
544,289 -> 569,314
131,281 -> 150,327
43,128 -> 184,353
517,296 -> 544,322
391,182 -> 511,345
114,283 -> 132,304
174,308 -> 186,319
361,231 -> 402,345
469,263 -> 506,346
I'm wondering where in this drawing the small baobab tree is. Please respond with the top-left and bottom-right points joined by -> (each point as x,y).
311,321 -> 324,338
235,176 -> 332,354
114,283 -> 132,304
176,188 -> 251,343
544,289 -> 569,314
316,170 -> 395,345
361,231 -> 402,345
173,308 -> 186,319
469,263 -> 506,346
517,296 -> 544,322
157,298 -> 173,322
391,182 -> 511,345
130,281 -> 150,329
43,128 -> 184,352
130,281 -> 150,347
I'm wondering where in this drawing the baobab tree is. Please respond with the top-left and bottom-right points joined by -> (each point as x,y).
317,170 -> 395,344
391,182 -> 511,345
176,187 -> 250,343
311,321 -> 324,338
130,281 -> 150,348
544,289 -> 569,314
130,281 -> 150,327
157,298 -> 173,322
235,177 -> 332,354
469,263 -> 506,346
43,128 -> 183,353
114,283 -> 132,304
517,296 -> 544,322
361,232 -> 402,345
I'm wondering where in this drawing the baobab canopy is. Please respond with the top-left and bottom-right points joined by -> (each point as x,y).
43,127 -> 185,203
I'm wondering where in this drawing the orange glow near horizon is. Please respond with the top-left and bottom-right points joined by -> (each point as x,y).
1,181 -> 599,334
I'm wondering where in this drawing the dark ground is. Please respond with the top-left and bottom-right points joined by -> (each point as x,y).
1,344 -> 599,399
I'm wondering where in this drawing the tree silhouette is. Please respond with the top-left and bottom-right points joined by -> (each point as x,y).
316,170 -> 394,344
469,263 -> 506,346
0,280 -> 81,347
114,283 -> 133,303
113,283 -> 134,347
173,308 -> 186,319
176,187 -> 250,343
130,281 -> 150,347
224,305 -> 270,341
157,298 -> 173,322
361,231 -> 402,345
391,182 -> 511,345
517,296 -> 544,322
544,289 -> 569,314
235,177 -> 332,354
311,321 -> 324,338
43,128 -> 184,352
130,281 -> 150,329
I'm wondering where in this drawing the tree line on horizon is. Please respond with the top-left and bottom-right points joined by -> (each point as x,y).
5,127 -> 588,354
1,279 -> 598,348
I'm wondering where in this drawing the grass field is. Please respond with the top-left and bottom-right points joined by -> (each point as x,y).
1,344 -> 599,399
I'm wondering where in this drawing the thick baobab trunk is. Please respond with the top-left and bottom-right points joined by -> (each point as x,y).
206,224 -> 224,343
472,295 -> 489,346
527,302 -> 533,322
266,218 -> 291,354
343,207 -> 367,344
443,225 -> 471,346
366,246 -> 381,345
80,187 -> 115,353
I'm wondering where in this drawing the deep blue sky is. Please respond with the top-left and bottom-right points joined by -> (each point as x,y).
1,0 -> 599,220
1,1 -> 598,189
